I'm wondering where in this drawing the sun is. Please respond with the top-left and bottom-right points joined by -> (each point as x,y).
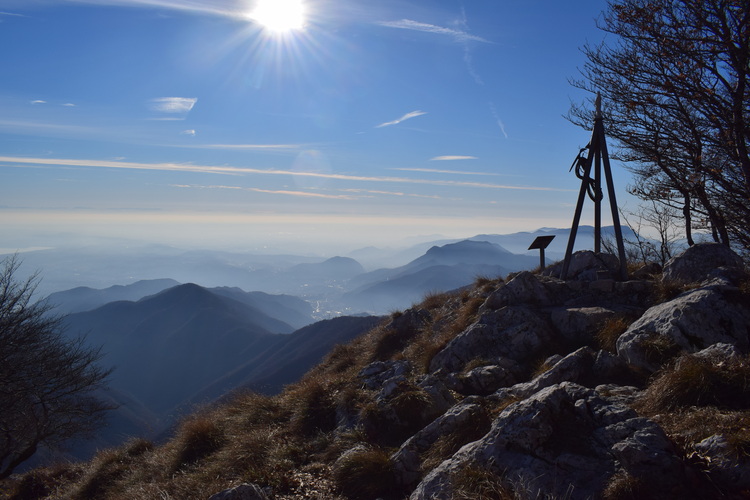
250,0 -> 306,33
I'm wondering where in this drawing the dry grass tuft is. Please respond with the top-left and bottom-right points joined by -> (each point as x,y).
169,414 -> 226,473
332,447 -> 398,500
602,470 -> 649,500
6,464 -> 81,500
372,322 -> 423,362
421,290 -> 452,311
637,354 -> 750,414
647,406 -> 750,459
285,377 -> 338,437
474,275 -> 503,294
596,316 -> 634,353
639,333 -> 682,367
451,465 -> 514,499
653,278 -> 699,304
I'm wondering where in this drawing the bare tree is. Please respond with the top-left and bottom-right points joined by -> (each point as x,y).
0,255 -> 112,479
570,0 -> 750,251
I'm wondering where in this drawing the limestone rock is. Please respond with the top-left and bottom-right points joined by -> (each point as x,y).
387,308 -> 431,333
482,271 -> 552,310
617,282 -> 750,372
446,360 -> 521,396
361,376 -> 454,446
391,397 -> 488,487
662,242 -> 744,285
549,306 -> 621,345
411,382 -> 686,500
429,306 -> 554,373
544,250 -> 620,281
695,434 -> 750,491
359,360 -> 412,390
490,347 -> 629,401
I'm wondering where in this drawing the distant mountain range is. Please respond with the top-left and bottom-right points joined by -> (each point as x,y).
46,278 -> 181,314
343,240 -> 539,313
23,225 -> 649,464
58,283 -> 381,461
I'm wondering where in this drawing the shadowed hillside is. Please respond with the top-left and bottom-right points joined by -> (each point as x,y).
4,244 -> 750,500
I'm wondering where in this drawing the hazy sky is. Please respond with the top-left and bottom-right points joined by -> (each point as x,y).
0,0 -> 633,254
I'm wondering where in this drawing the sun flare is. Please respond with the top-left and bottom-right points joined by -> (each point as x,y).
250,0 -> 306,33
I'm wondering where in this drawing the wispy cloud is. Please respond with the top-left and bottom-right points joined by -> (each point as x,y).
0,11 -> 26,17
172,184 -> 356,200
339,188 -> 442,200
377,19 -> 489,43
392,167 -> 501,177
457,7 -> 483,85
0,119 -> 100,136
430,155 -> 478,161
30,100 -> 47,105
150,97 -> 197,115
489,102 -> 508,139
376,110 -> 427,128
0,155 -> 571,192
62,103 -> 76,107
63,0 -> 238,18
179,143 -> 302,151
180,129 -> 196,136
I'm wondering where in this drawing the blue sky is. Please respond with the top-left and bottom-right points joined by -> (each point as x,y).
0,0 -> 633,254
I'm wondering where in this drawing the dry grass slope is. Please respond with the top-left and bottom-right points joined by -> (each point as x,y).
3,265 -> 750,499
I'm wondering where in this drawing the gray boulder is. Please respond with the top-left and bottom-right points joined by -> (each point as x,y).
411,382 -> 686,500
544,250 -> 620,281
482,271 -> 552,310
391,397 -> 488,487
617,281 -> 750,372
695,434 -> 750,492
490,347 -> 629,402
662,242 -> 744,284
429,306 -> 554,373
359,360 -> 413,389
549,306 -> 622,345
446,359 -> 521,395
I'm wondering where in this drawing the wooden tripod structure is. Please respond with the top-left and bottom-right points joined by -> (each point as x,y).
560,94 -> 628,280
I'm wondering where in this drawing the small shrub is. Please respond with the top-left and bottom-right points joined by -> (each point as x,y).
333,447 -> 399,500
170,415 -> 225,472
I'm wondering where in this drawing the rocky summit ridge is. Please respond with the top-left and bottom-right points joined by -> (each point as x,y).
6,243 -> 750,500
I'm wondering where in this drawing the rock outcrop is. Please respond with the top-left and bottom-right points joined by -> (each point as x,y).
411,382 -> 687,500
395,244 -> 749,499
